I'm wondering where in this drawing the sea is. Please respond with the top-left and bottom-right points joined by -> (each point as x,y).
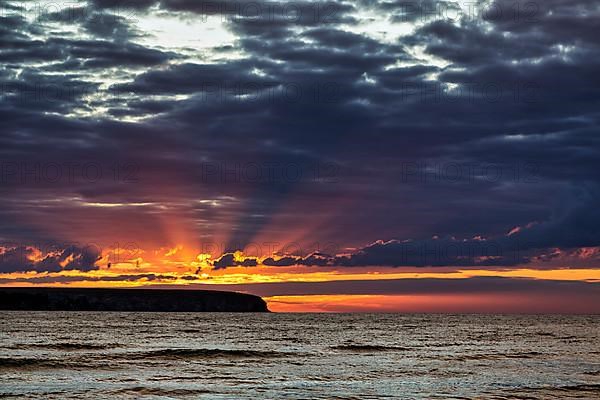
1,313 -> 599,399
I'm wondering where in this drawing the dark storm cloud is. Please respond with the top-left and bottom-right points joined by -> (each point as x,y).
41,6 -> 141,39
484,0 -> 600,46
212,181 -> 600,268
33,38 -> 175,68
1,0 -> 599,269
330,238 -> 525,267
113,61 -> 276,95
334,183 -> 600,267
212,252 -> 258,269
262,256 -> 300,267
0,245 -> 101,273
412,19 -> 549,64
505,184 -> 600,250
218,237 -> 524,268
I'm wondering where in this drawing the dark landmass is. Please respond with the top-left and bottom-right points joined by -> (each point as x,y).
0,287 -> 269,312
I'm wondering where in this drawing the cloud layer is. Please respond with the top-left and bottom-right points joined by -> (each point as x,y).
1,1 -> 599,274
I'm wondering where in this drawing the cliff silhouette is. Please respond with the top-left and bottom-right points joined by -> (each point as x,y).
0,287 -> 269,312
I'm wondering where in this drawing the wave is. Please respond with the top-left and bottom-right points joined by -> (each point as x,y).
0,357 -> 90,370
0,358 -> 54,369
500,384 -> 600,397
584,370 -> 600,376
449,351 -> 546,361
331,344 -> 409,352
112,387 -> 213,396
129,348 -> 288,360
556,384 -> 600,392
20,343 -> 113,351
180,329 -> 203,333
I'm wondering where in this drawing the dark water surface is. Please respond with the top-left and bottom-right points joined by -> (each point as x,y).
1,313 -> 599,399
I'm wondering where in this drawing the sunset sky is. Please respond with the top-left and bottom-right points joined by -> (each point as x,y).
1,0 -> 599,312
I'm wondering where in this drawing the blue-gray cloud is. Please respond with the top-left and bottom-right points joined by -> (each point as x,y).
1,0 -> 599,268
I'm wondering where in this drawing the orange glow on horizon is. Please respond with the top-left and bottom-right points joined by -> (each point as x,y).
1,266 -> 600,287
265,293 -> 600,313
2,244 -> 600,313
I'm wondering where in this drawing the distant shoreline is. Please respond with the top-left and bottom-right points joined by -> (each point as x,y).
0,287 -> 269,312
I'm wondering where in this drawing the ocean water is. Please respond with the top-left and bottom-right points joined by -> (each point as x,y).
1,313 -> 599,399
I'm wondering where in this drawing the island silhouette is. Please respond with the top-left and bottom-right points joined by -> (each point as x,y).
0,287 -> 269,312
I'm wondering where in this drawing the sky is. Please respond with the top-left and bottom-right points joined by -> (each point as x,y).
1,0 -> 599,312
